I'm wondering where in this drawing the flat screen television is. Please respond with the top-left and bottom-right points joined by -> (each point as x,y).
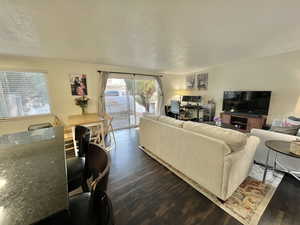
182,95 -> 202,103
222,91 -> 272,115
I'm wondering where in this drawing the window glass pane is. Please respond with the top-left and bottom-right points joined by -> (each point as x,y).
104,74 -> 161,129
134,79 -> 158,125
0,71 -> 51,118
105,78 -> 134,129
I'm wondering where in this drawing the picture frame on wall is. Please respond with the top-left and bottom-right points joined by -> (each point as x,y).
69,74 -> 88,96
185,74 -> 196,89
196,73 -> 208,90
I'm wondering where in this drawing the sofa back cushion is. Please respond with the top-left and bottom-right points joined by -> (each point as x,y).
158,116 -> 184,128
270,125 -> 300,136
183,121 -> 247,152
143,113 -> 160,120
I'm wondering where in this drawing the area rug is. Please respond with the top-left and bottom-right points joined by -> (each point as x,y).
222,166 -> 283,225
140,147 -> 284,225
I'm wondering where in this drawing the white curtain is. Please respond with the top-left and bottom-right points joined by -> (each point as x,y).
98,71 -> 109,113
0,74 -> 9,118
155,76 -> 165,115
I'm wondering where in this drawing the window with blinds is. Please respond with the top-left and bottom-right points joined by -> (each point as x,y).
0,71 -> 51,118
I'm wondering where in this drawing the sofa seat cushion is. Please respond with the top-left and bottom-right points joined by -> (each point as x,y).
158,116 -> 184,128
183,121 -> 247,152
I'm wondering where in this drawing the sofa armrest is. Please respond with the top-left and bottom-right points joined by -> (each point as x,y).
221,136 -> 260,200
251,128 -> 299,140
250,128 -> 300,168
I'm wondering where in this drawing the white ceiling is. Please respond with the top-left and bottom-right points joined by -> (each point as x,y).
1,0 -> 300,74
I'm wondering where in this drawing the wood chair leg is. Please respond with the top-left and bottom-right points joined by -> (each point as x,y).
217,197 -> 226,204
110,125 -> 116,148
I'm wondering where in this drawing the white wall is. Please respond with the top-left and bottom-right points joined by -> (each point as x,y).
0,55 -> 155,134
163,50 -> 300,123
2,50 -> 300,134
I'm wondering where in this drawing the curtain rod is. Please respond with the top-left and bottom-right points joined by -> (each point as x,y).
97,70 -> 163,77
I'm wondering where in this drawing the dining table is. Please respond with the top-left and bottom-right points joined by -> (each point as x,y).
0,127 -> 68,225
66,113 -> 107,151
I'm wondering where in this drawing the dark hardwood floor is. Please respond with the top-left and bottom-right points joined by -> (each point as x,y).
258,174 -> 300,225
107,128 -> 300,225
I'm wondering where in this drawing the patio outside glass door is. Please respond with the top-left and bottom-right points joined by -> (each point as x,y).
105,74 -> 159,129
134,76 -> 159,125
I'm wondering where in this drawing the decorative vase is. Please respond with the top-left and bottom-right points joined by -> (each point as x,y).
75,96 -> 90,115
81,107 -> 87,115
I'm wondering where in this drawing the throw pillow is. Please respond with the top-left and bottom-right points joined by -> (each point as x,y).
287,116 -> 300,136
287,116 -> 300,126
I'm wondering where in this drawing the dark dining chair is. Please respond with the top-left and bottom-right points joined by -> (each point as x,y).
67,125 -> 90,192
74,125 -> 91,157
83,143 -> 111,191
36,143 -> 113,225
69,143 -> 114,225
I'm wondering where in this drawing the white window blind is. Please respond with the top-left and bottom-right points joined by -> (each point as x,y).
0,71 -> 51,118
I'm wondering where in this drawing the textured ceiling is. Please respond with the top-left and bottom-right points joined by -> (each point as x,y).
0,0 -> 300,74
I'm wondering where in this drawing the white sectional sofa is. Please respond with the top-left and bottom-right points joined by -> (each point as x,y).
139,115 -> 260,201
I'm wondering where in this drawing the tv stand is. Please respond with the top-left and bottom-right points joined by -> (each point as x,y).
220,112 -> 267,132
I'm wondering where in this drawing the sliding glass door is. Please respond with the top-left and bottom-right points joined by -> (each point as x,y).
134,77 -> 159,125
104,77 -> 134,129
105,74 -> 160,129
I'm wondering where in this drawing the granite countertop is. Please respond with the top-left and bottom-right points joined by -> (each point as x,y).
0,127 -> 68,225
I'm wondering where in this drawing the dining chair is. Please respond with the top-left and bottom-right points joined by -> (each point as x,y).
67,126 -> 90,192
96,112 -> 116,151
69,143 -> 114,225
73,125 -> 91,156
28,122 -> 53,131
37,143 -> 113,225
83,143 -> 110,191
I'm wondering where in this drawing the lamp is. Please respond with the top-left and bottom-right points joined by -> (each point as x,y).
173,89 -> 192,101
294,97 -> 300,118
175,89 -> 191,96
173,95 -> 181,101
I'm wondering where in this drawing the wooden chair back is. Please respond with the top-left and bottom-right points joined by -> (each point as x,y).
98,112 -> 113,134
